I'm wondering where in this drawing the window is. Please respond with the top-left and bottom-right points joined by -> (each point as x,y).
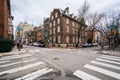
51,15 -> 53,20
72,28 -> 75,34
76,37 -> 78,43
53,36 -> 56,43
76,23 -> 78,28
66,26 -> 69,33
73,37 -> 75,43
53,28 -> 56,34
57,18 -> 60,24
49,23 -> 52,28
72,21 -> 75,26
58,26 -> 60,32
66,18 -> 69,24
50,29 -> 52,35
55,12 -> 58,18
66,36 -> 69,43
58,36 -> 61,43
53,20 -> 55,26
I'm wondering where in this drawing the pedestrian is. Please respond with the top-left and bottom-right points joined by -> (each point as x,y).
101,43 -> 104,49
16,39 -> 21,51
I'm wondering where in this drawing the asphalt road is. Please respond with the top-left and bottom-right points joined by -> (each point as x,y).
0,45 -> 120,80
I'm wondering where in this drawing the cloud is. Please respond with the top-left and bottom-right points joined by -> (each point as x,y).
11,0 -> 120,26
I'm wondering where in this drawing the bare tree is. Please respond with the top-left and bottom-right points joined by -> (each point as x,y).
76,0 -> 90,47
87,12 -> 104,43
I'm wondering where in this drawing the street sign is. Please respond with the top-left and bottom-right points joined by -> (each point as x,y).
108,25 -> 116,29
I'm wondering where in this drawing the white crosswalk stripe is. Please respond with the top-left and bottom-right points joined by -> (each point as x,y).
73,70 -> 101,80
0,54 -> 53,80
73,55 -> 120,80
15,68 -> 53,80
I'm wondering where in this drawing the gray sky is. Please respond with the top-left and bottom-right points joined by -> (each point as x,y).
11,0 -> 120,26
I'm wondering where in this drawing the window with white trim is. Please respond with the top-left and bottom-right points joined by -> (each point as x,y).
66,18 -> 69,24
51,15 -> 53,20
72,28 -> 75,34
53,20 -> 55,26
66,26 -> 69,33
72,21 -> 75,26
58,26 -> 60,32
76,23 -> 78,28
53,28 -> 56,34
73,37 -> 75,43
55,12 -> 58,18
53,36 -> 56,43
57,18 -> 60,24
50,23 -> 52,28
66,36 -> 69,43
58,36 -> 61,43
50,29 -> 52,35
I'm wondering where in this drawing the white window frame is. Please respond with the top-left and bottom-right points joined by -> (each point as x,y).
72,28 -> 75,34
66,36 -> 69,43
58,36 -> 61,43
51,15 -> 53,20
53,20 -> 55,26
55,12 -> 58,18
50,22 -> 52,28
66,26 -> 69,33
50,29 -> 52,35
58,26 -> 60,32
57,18 -> 60,24
53,28 -> 56,34
72,21 -> 75,26
73,37 -> 75,43
66,18 -> 69,24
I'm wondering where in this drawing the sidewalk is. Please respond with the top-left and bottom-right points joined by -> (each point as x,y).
97,46 -> 120,57
0,46 -> 26,58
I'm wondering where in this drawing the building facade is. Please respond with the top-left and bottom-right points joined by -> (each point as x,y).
17,22 -> 33,44
47,7 -> 87,47
0,0 -> 13,39
43,18 -> 49,44
34,26 -> 44,42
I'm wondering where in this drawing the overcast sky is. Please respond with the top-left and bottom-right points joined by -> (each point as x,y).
11,0 -> 120,26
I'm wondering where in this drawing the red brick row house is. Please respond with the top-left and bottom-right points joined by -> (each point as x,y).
0,0 -> 13,39
45,7 -> 87,47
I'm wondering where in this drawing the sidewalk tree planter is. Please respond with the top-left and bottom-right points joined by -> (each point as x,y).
0,38 -> 15,52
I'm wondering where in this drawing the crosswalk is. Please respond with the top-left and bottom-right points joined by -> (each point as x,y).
0,54 -> 53,80
73,55 -> 120,80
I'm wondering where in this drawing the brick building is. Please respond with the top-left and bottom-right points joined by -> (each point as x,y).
43,18 -> 49,44
34,26 -> 44,42
0,0 -> 13,39
47,7 -> 87,47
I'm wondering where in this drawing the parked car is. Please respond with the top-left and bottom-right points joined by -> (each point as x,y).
82,43 -> 89,47
39,43 -> 45,47
32,42 -> 40,47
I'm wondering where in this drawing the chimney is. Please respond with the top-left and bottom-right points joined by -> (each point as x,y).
64,7 -> 69,14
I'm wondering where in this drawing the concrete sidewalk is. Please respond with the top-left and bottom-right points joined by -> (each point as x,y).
0,46 -> 26,57
97,46 -> 120,56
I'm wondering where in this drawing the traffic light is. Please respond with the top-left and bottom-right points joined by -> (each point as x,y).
109,29 -> 116,36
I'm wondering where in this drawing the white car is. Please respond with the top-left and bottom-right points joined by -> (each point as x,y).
32,42 -> 40,47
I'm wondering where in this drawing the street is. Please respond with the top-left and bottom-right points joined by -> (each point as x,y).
0,45 -> 120,80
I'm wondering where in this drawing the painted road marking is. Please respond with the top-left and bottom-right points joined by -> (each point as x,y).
101,55 -> 120,59
0,62 -> 44,76
0,58 -> 36,68
96,58 -> 120,65
15,68 -> 53,80
73,70 -> 101,80
0,54 -> 32,61
84,64 -> 120,80
100,56 -> 120,61
91,61 -> 120,70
